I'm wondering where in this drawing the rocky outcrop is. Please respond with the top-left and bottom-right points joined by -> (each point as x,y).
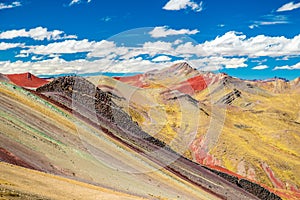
217,89 -> 241,105
238,179 -> 281,200
205,167 -> 282,200
37,76 -> 148,137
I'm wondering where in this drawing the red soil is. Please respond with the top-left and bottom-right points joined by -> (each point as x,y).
6,72 -> 49,88
115,74 -> 212,93
261,163 -> 285,189
190,137 -> 221,167
189,137 -> 300,199
0,147 -> 35,169
174,75 -> 208,95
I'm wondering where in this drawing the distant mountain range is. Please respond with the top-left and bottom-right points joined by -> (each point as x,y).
0,62 -> 299,199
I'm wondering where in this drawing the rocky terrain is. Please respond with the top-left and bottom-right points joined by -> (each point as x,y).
37,76 -> 277,199
0,62 -> 299,199
91,62 -> 300,199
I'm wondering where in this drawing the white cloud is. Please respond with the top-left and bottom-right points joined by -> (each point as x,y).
173,39 -> 183,45
163,0 -> 203,12
152,55 -> 172,62
252,65 -> 269,70
274,62 -> 300,70
0,1 -> 21,10
100,16 -> 112,22
3,27 -> 300,75
259,21 -> 288,25
175,31 -> 300,58
249,24 -> 258,29
149,26 -> 199,38
87,40 -> 128,58
31,55 -> 44,61
69,0 -> 91,6
69,0 -> 80,6
189,57 -> 248,71
0,42 -> 23,50
0,27 -> 77,41
15,53 -> 28,58
113,41 -> 174,60
201,57 -> 247,69
21,39 -> 128,60
249,14 -> 289,28
277,1 -> 300,12
23,39 -> 95,55
0,57 -> 172,75
142,41 -> 174,56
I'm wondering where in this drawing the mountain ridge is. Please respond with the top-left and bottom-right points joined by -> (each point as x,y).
1,62 -> 299,199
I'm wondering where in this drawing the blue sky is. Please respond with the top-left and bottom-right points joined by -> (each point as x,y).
0,0 -> 300,80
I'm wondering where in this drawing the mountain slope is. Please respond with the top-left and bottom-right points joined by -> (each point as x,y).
6,72 -> 49,89
1,64 -> 296,199
0,81 -> 220,199
0,162 -> 145,200
0,79 -> 262,199
114,63 -> 300,200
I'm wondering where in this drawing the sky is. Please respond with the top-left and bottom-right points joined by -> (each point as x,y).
0,0 -> 300,80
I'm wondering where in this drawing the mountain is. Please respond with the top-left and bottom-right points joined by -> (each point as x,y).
112,62 -> 300,200
5,72 -> 49,89
1,63 -> 299,199
0,77 -> 264,200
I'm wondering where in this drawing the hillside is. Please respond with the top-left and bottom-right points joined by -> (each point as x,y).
0,78 -> 261,199
6,72 -> 49,89
1,63 -> 299,199
111,62 -> 300,200
0,162 -> 145,200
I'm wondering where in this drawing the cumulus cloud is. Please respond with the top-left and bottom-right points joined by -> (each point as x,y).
21,39 -> 128,60
252,65 -> 269,70
0,42 -> 23,50
3,27 -> 300,75
189,57 -> 247,71
23,39 -> 95,55
175,31 -> 300,58
0,57 -> 172,75
277,1 -> 300,12
87,40 -> 128,58
142,41 -> 175,57
0,55 -> 247,75
149,26 -> 199,38
0,1 -> 21,10
274,62 -> 300,70
0,27 -> 77,41
163,0 -> 203,12
152,55 -> 172,62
